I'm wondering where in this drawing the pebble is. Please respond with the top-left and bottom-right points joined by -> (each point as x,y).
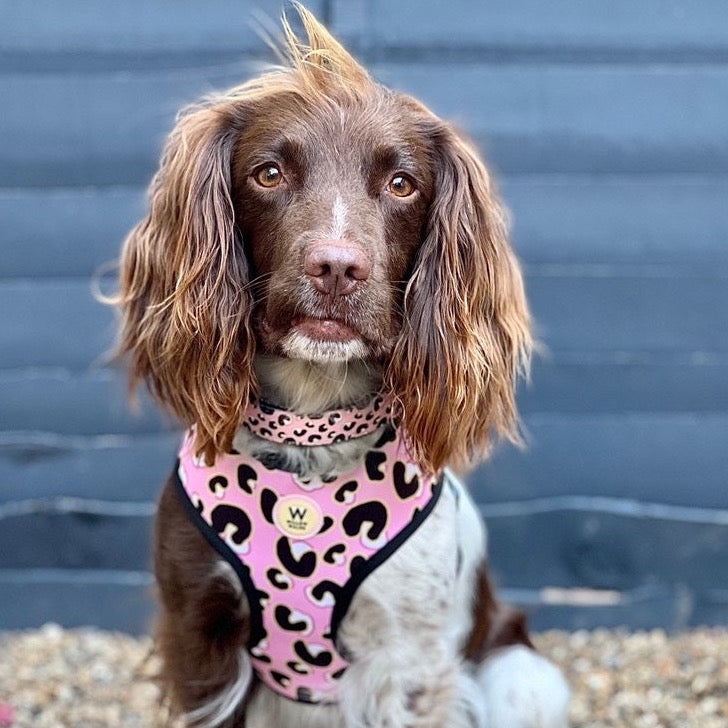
0,625 -> 176,728
536,628 -> 728,727
0,625 -> 726,726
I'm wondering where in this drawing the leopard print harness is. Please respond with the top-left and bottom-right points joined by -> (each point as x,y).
174,398 -> 443,704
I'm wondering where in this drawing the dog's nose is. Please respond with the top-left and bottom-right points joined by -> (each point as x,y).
304,240 -> 371,296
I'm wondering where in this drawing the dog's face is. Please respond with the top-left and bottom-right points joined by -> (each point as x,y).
232,91 -> 434,363
116,9 -> 532,470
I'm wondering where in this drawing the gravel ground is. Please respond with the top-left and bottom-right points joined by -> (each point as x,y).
1,624 -> 726,727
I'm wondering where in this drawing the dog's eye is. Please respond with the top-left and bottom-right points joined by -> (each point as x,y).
255,164 -> 283,188
387,175 -> 416,198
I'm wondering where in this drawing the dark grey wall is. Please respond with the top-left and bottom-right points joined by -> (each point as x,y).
1,0 -> 727,633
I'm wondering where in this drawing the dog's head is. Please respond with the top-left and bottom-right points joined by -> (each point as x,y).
116,5 -> 532,472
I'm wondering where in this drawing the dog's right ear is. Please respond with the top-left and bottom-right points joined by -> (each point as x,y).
115,101 -> 256,463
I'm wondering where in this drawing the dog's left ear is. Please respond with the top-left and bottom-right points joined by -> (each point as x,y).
386,123 -> 533,472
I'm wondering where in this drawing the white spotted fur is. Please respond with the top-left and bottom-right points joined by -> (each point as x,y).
331,194 -> 348,240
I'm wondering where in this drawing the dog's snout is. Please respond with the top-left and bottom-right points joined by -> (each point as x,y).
304,240 -> 371,296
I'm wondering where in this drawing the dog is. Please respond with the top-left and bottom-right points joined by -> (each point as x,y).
114,6 -> 569,727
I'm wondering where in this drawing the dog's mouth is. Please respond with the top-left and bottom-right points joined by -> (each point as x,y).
257,313 -> 370,362
291,316 -> 359,343
255,276 -> 396,362
281,316 -> 369,362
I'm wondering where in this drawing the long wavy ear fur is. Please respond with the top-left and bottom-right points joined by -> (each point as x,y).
114,102 -> 255,463
386,123 -> 533,473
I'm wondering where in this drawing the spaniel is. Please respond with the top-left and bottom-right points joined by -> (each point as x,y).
114,6 -> 569,727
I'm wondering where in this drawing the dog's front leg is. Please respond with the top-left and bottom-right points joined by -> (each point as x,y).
155,476 -> 253,726
339,650 -> 480,728
336,592 -> 477,728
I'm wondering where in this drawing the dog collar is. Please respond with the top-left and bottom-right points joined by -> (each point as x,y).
243,396 -> 393,446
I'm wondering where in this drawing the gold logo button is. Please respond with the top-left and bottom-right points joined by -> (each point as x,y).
272,495 -> 324,539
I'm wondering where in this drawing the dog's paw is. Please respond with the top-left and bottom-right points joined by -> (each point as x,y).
477,646 -> 570,728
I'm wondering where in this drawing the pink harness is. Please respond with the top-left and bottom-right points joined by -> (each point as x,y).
175,397 -> 442,704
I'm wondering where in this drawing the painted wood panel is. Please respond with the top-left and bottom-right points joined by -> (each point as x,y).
471,414 -> 728,509
2,275 -> 725,369
3,64 -> 728,186
0,188 -> 144,278
482,506 -> 728,593
5,0 -> 726,61
0,433 -> 176,505
2,413 -> 726,511
331,0 -> 728,57
0,280 -> 113,369
0,66 -> 254,187
4,176 -> 728,278
0,511 -> 153,571
1,0 -> 323,55
0,370 -> 164,436
0,501 -> 724,625
1,0 -> 727,632
375,64 -> 728,174
0,572 -> 154,633
2,575 -> 723,633
3,358 -> 727,440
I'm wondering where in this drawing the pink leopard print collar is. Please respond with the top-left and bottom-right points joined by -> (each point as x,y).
243,396 -> 393,446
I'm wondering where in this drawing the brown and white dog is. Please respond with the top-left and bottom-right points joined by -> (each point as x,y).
114,6 -> 569,727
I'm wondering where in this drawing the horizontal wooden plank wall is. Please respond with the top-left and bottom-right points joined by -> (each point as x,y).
1,0 -> 727,632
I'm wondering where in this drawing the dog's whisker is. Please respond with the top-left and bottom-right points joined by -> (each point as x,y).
241,272 -> 275,294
